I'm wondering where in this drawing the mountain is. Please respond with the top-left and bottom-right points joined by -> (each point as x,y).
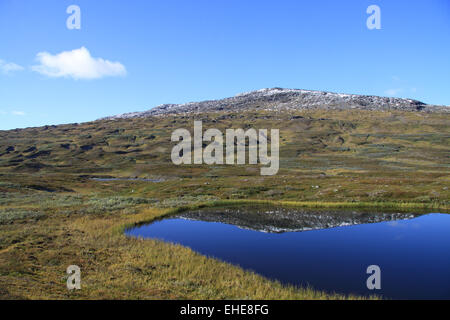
101,88 -> 449,120
0,88 -> 449,206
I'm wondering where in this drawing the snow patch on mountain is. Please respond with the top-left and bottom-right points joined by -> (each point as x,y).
100,88 -> 449,120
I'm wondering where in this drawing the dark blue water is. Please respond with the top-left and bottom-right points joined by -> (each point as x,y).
126,211 -> 450,299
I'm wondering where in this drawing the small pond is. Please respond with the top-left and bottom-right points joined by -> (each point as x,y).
126,206 -> 450,299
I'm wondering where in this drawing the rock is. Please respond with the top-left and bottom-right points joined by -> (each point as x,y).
100,88 -> 449,120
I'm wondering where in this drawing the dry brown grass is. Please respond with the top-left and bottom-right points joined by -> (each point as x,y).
0,204 -> 376,300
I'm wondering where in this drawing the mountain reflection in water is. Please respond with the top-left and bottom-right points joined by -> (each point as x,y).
126,206 -> 450,299
174,206 -> 419,233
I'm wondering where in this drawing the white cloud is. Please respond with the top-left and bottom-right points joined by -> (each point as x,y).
0,59 -> 24,74
32,47 -> 126,79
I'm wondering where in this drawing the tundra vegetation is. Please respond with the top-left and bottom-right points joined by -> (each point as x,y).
0,108 -> 448,299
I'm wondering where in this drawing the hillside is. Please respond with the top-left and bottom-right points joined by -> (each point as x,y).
101,88 -> 449,120
0,89 -> 449,205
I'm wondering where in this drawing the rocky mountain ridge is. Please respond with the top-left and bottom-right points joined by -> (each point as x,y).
101,88 -> 449,120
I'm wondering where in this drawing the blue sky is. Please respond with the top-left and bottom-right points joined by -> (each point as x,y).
0,0 -> 449,130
